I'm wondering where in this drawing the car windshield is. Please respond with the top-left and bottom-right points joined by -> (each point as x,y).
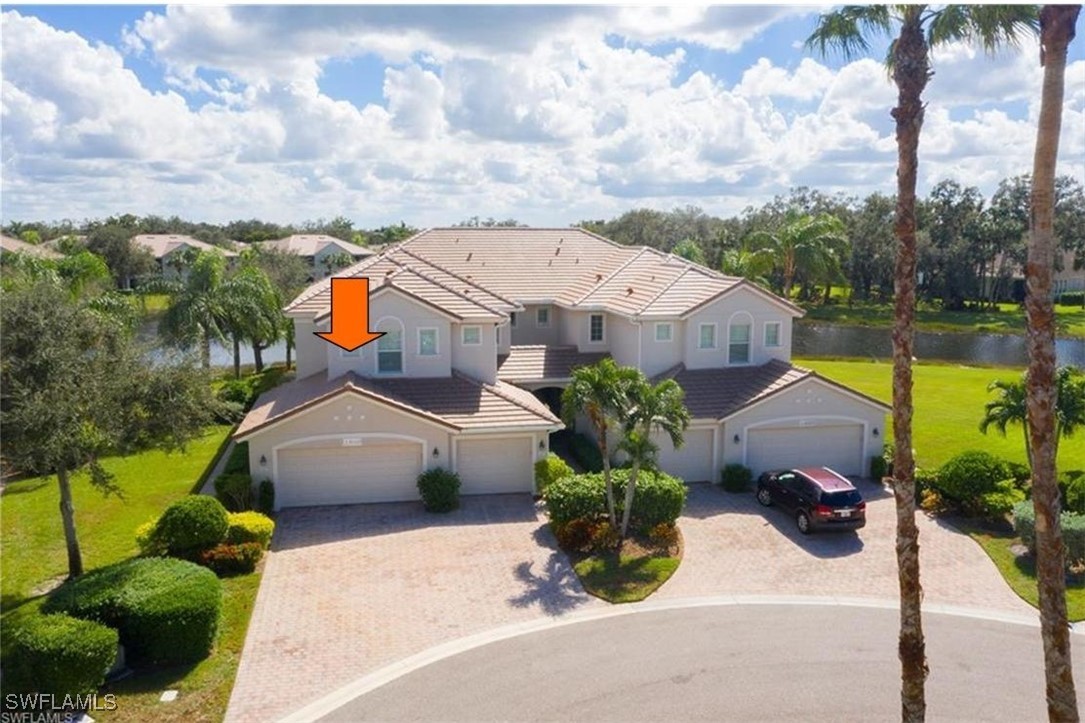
821,490 -> 862,506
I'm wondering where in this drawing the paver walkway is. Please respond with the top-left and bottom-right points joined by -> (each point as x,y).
226,482 -> 1033,722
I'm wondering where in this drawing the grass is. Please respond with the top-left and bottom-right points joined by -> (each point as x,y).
137,293 -> 171,315
795,358 -> 1085,470
573,555 -> 680,604
954,519 -> 1085,622
801,300 -> 1085,338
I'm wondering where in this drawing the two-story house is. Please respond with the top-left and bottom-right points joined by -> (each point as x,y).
254,234 -> 374,281
235,228 -> 888,510
131,234 -> 238,282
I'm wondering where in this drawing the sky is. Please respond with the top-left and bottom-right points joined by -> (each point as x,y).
2,4 -> 1083,228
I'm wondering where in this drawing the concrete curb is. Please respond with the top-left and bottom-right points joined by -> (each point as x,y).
279,594 -> 1074,722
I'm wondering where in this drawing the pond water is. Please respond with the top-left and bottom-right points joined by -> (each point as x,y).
793,323 -> 1085,368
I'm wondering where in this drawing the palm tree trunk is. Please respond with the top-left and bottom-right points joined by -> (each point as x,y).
57,464 -> 83,578
598,421 -> 618,529
233,335 -> 241,380
253,342 -> 265,374
620,462 -> 639,538
286,339 -> 293,370
201,329 -> 212,370
890,13 -> 929,722
1027,7 -> 1081,719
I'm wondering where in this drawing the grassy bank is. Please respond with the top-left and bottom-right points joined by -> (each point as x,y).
795,358 -> 1085,470
800,301 -> 1085,338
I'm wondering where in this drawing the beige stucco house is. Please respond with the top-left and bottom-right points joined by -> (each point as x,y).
254,234 -> 374,281
131,234 -> 238,282
235,227 -> 888,510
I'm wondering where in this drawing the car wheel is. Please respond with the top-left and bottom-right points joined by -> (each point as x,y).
796,511 -> 812,534
756,487 -> 773,506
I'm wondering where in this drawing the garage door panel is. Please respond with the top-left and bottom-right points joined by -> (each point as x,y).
745,424 -> 863,477
457,438 -> 533,495
655,428 -> 713,483
277,442 -> 423,508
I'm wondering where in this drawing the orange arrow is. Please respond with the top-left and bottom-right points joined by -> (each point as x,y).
314,278 -> 385,352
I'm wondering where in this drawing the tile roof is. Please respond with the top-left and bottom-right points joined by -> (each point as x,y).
497,345 -> 611,384
657,360 -> 890,420
258,234 -> 373,257
130,234 -> 237,258
0,234 -> 63,260
235,370 -> 560,439
284,228 -> 799,322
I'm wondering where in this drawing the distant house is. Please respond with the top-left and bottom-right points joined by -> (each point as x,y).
985,249 -> 1084,301
131,234 -> 238,282
254,235 -> 373,281
0,234 -> 63,260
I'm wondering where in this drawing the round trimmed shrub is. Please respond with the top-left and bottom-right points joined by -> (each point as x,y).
256,478 -> 276,515
226,511 -> 275,549
543,472 -> 608,527
4,613 -> 118,698
135,517 -> 166,557
933,450 -> 1009,513
870,455 -> 888,480
155,495 -> 229,555
214,472 -> 254,512
620,469 -> 686,530
417,467 -> 461,513
45,557 -> 223,668
534,453 -> 574,496
198,542 -> 264,576
720,463 -> 753,493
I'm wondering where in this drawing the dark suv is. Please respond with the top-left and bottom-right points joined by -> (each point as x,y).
756,467 -> 866,534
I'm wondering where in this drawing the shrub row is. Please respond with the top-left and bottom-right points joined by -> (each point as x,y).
544,469 -> 686,531
534,453 -> 573,496
136,497 -> 274,573
198,542 -> 264,576
568,432 -> 604,473
214,469 -> 275,515
3,614 -> 118,699
1058,291 -> 1084,307
1013,501 -> 1085,568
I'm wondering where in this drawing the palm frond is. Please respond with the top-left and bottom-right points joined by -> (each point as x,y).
807,5 -> 894,60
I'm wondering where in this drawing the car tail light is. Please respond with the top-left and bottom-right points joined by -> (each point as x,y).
814,504 -> 834,517
857,502 -> 867,511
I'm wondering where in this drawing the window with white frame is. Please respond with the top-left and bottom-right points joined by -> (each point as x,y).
764,321 -> 781,348
698,323 -> 716,350
589,314 -> 604,343
655,322 -> 673,342
418,328 -> 438,356
377,327 -> 403,373
536,306 -> 550,327
729,322 -> 751,364
462,325 -> 482,345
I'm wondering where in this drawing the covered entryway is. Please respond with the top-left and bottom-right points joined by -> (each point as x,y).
744,423 -> 864,476
456,437 -> 535,494
655,427 -> 715,483
276,439 -> 424,508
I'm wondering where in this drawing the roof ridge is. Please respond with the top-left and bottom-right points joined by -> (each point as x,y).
395,245 -> 522,308
395,259 -> 508,317
574,246 -> 649,305
284,251 -> 390,311
635,265 -> 692,317
455,370 -> 559,423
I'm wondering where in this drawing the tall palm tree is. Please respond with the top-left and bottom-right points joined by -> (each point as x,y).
1026,6 -> 1082,718
221,265 -> 284,376
981,367 -> 1085,471
719,243 -> 774,289
562,359 -> 641,529
158,251 -> 230,369
808,6 -> 1037,720
980,375 -> 1033,469
618,378 -> 690,538
748,212 -> 847,299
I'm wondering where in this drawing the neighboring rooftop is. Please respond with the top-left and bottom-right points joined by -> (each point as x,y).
497,345 -> 610,385
0,234 -> 63,260
131,234 -> 237,258
257,234 -> 373,258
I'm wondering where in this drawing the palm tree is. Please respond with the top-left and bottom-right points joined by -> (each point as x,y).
618,378 -> 690,538
1026,7 -> 1082,717
980,376 -> 1033,468
808,7 -> 1037,720
748,212 -> 847,299
719,243 -> 774,288
158,251 -> 230,369
561,359 -> 641,529
221,265 -> 284,376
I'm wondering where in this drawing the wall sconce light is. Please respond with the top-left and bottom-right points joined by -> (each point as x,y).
538,439 -> 546,451
432,447 -> 440,458
259,455 -> 267,467
733,434 -> 740,444
873,428 -> 880,437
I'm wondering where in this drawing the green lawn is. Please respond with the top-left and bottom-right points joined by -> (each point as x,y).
801,301 -> 1085,338
573,555 -> 680,604
795,358 -> 1085,471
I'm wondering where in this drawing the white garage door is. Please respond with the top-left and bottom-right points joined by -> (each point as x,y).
276,441 -> 423,508
457,437 -> 534,495
745,424 -> 864,477
655,428 -> 714,483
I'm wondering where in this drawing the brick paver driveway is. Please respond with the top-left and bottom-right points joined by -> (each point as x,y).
227,482 -> 1032,722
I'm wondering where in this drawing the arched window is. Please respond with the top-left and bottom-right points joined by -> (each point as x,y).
728,312 -> 753,365
376,318 -> 404,374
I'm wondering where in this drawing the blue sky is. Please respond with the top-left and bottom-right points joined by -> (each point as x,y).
2,5 -> 1082,227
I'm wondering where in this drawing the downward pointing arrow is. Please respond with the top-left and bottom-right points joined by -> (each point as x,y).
314,278 -> 385,352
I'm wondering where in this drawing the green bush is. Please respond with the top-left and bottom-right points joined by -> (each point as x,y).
197,542 -> 264,576
1058,291 -> 1084,306
544,473 -> 608,527
569,432 -> 604,473
3,614 -> 118,698
217,377 -> 258,407
214,472 -> 254,512
535,453 -> 574,496
976,479 -> 1027,520
1014,501 -> 1036,550
544,469 -> 686,530
590,521 -> 620,551
45,558 -> 223,667
224,441 -> 250,475
1060,470 -> 1085,516
155,495 -> 229,556
1013,502 -> 1085,568
720,463 -> 752,493
870,455 -> 888,480
226,511 -> 275,549
932,450 -> 1009,514
417,467 -> 461,513
913,468 -> 940,505
1006,461 -> 1032,488
626,470 -> 686,530
256,479 -> 275,515
135,518 -> 165,557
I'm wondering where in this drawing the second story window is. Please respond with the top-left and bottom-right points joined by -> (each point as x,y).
377,328 -> 403,373
462,326 -> 482,345
698,323 -> 716,350
729,323 -> 751,364
418,328 -> 438,356
655,323 -> 672,342
536,307 -> 550,327
764,321 -> 781,348
589,314 -> 604,343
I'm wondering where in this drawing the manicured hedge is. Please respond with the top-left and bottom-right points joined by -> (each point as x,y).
417,467 -> 461,513
931,450 -> 1008,513
3,613 -> 118,698
544,469 -> 686,531
198,542 -> 264,576
224,441 -> 250,475
256,479 -> 276,515
1013,502 -> 1085,567
720,463 -> 752,493
534,453 -> 574,496
225,511 -> 275,549
155,495 -> 230,556
45,557 -> 223,667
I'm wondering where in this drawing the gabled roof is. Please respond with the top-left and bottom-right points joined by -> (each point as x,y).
130,234 -> 237,259
284,228 -> 803,322
235,370 -> 561,440
0,234 -> 63,260
497,346 -> 611,384
656,359 -> 891,421
258,234 -> 373,258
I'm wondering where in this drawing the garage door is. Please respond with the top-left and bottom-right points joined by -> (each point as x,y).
655,428 -> 714,483
745,424 -> 864,477
456,437 -> 534,495
276,440 -> 423,508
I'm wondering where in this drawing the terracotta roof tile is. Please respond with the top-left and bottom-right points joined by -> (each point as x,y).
257,234 -> 373,257
497,345 -> 610,384
130,234 -> 237,258
0,234 -> 63,260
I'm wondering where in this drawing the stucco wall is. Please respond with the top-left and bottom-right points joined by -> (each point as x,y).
450,321 -> 498,383
683,288 -> 793,370
511,304 -> 562,346
639,318 -> 685,377
294,318 -> 329,380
